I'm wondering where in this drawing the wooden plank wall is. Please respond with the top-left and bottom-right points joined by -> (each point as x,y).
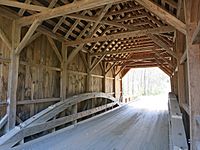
0,16 -> 122,123
0,16 -> 11,118
172,0 -> 200,149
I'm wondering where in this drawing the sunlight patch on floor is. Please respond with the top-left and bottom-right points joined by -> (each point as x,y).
128,94 -> 168,111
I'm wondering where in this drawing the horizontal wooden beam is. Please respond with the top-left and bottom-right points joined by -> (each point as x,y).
135,0 -> 186,34
16,0 -> 127,26
192,20 -> 200,44
125,64 -> 160,69
65,26 -> 175,46
0,0 -> 49,12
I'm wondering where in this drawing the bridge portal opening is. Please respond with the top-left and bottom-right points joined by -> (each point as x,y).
122,67 -> 171,111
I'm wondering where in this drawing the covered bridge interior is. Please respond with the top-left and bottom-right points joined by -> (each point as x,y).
0,0 -> 200,149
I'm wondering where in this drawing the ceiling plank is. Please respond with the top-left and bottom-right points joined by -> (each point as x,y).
16,0 -> 127,27
135,0 -> 186,34
65,26 -> 175,46
0,0 -> 49,12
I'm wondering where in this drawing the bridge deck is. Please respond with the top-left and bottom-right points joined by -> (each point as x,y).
12,95 -> 169,150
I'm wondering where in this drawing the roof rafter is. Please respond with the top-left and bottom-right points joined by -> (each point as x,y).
0,0 -> 49,12
134,0 -> 186,34
16,0 -> 128,27
65,26 -> 175,46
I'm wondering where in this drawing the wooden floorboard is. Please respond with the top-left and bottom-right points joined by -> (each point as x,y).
11,95 -> 169,150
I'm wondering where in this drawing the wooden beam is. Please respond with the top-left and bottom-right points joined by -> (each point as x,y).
0,0 -> 49,12
25,32 -> 41,47
148,34 -> 177,59
60,43 -> 67,100
66,5 -> 111,65
6,21 -> 21,130
16,0 -> 127,27
192,20 -> 200,44
65,26 -> 175,46
18,0 -> 32,16
92,45 -> 157,56
15,19 -> 41,54
179,50 -> 187,64
163,0 -> 178,9
168,93 -> 188,150
105,5 -> 143,17
115,65 -> 126,77
134,0 -> 186,34
0,26 -> 11,50
105,62 -> 117,75
159,66 -> 171,76
90,55 -> 105,72
0,115 -> 8,130
47,36 -> 62,62
152,49 -> 174,68
67,14 -> 129,29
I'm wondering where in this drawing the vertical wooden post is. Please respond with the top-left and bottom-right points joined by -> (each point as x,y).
60,43 -> 67,100
102,63 -> 106,93
186,24 -> 200,149
176,32 -> 186,105
184,1 -> 200,148
113,67 -> 117,98
187,25 -> 200,150
86,54 -> 92,92
174,71 -> 178,96
6,21 -> 21,130
170,76 -> 174,92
